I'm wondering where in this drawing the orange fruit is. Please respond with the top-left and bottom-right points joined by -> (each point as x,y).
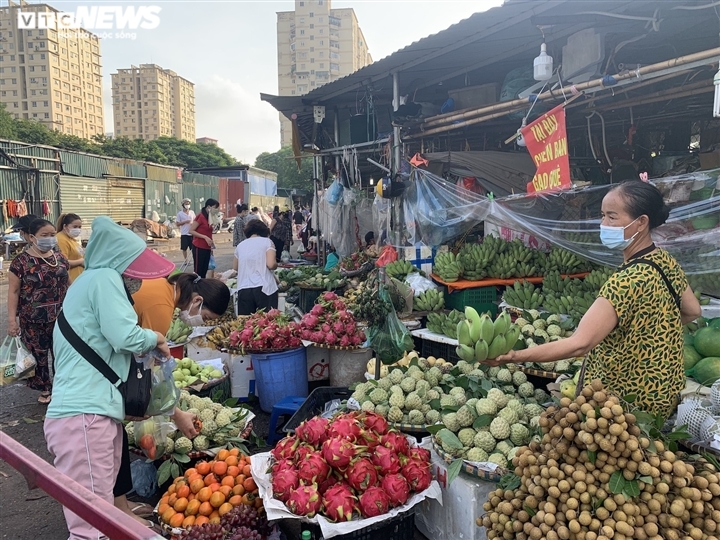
169,513 -> 184,528
245,455 -> 251,464
197,487 -> 212,503
221,476 -> 235,488
254,497 -> 263,509
184,467 -> 197,478
186,499 -> 201,516
225,455 -> 239,467
228,448 -> 240,457
190,479 -> 205,494
177,485 -> 191,499
229,495 -> 243,507
241,493 -> 256,506
217,449 -> 230,462
226,465 -> 240,478
219,485 -> 232,498
212,461 -> 228,477
187,473 -> 203,484
204,473 -> 217,487
242,464 -> 251,476
232,485 -> 245,496
209,515 -> 221,525
209,491 -> 225,508
182,515 -> 196,528
173,497 -> 189,513
160,495 -> 169,504
243,478 -> 257,492
195,516 -> 209,527
218,502 -> 233,516
199,501 -> 213,516
209,482 -> 221,493
188,493 -> 195,501
161,507 -> 176,524
167,493 -> 178,507
157,503 -> 170,516
196,461 -> 211,476
168,483 -> 178,494
235,474 -> 246,486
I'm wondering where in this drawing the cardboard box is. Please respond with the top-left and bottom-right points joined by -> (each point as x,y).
186,342 -> 230,363
229,354 -> 256,400
699,149 -> 720,170
415,450 -> 496,540
306,345 -> 330,382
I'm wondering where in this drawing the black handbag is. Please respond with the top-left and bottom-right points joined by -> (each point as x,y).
57,311 -> 152,418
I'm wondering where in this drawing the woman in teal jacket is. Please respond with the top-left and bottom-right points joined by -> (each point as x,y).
44,216 -> 176,540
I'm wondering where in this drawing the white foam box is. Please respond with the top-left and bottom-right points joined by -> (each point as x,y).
415,450 -> 496,540
306,345 -> 330,381
228,354 -> 256,401
278,293 -> 287,312
186,342 -> 230,363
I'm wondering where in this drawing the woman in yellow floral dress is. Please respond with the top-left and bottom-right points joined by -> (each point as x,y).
492,181 -> 702,419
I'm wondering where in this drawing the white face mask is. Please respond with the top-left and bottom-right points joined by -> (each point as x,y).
183,204 -> 190,210
67,228 -> 82,238
179,299 -> 204,326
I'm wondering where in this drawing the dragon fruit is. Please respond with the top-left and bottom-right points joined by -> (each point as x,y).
333,300 -> 346,311
339,335 -> 352,348
293,443 -> 317,465
321,323 -> 331,334
406,447 -> 431,463
327,415 -> 363,442
302,314 -> 320,328
345,323 -> 357,336
338,310 -> 352,322
322,483 -> 357,522
358,412 -> 389,435
401,459 -> 432,492
295,416 -> 329,447
380,430 -> 410,456
358,486 -> 390,518
311,304 -> 324,317
332,321 -> 345,335
297,451 -> 331,485
371,445 -> 401,475
381,473 -> 410,507
322,292 -> 338,302
318,472 -> 340,495
345,458 -> 378,491
288,337 -> 302,348
271,337 -> 288,349
286,484 -> 323,517
325,332 -> 338,345
270,458 -> 296,475
321,437 -> 358,469
271,436 -> 299,461
272,467 -> 299,502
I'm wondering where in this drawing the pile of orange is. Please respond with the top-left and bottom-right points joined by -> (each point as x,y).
157,449 -> 261,530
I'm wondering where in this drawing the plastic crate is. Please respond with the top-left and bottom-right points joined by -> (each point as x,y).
444,286 -> 498,316
297,509 -> 415,540
421,338 -> 460,365
283,386 -> 351,433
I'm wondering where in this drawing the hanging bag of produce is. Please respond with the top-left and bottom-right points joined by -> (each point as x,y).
141,354 -> 181,417
326,178 -> 344,206
367,285 -> 415,365
12,337 -> 36,378
0,336 -> 36,385
375,245 -> 398,267
133,416 -> 176,460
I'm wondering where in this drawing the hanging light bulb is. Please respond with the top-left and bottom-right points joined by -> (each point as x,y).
714,64 -> 720,117
534,43 -> 553,81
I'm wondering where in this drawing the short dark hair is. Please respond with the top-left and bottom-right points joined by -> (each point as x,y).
167,273 -> 230,317
611,181 -> 670,229
14,214 -> 39,233
201,198 -> 220,218
29,218 -> 55,235
251,207 -> 258,212
245,219 -> 270,238
365,231 -> 375,244
238,203 -> 248,213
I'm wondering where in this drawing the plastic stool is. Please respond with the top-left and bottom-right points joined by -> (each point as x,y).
267,396 -> 306,445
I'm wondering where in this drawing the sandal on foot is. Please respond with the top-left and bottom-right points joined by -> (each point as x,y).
130,502 -> 154,518
38,393 -> 51,404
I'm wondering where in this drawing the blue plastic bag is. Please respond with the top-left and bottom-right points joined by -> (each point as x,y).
131,459 -> 158,498
209,254 -> 216,270
326,178 -> 344,206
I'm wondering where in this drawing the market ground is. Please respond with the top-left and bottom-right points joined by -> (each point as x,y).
0,231 -> 283,540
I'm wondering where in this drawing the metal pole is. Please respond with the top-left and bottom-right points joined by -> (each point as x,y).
333,110 -> 340,173
392,72 -> 401,174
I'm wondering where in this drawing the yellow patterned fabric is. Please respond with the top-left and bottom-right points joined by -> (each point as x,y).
584,248 -> 687,419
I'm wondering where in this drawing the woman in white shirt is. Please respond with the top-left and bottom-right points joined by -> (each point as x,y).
233,219 -> 279,315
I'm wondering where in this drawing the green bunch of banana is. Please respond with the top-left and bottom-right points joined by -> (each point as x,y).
166,308 -> 193,344
455,308 -> 520,363
433,252 -> 463,282
414,289 -> 445,312
584,266 -> 614,291
541,247 -> 587,275
487,252 -> 524,280
442,310 -> 466,338
457,241 -> 501,281
426,312 -> 445,334
503,280 -> 544,310
385,260 -> 418,280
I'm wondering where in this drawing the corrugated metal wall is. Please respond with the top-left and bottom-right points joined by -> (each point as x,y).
0,140 -> 60,171
145,179 -> 182,222
107,178 -> 145,224
59,175 -> 109,227
0,169 -> 59,229
58,151 -> 109,178
146,163 -> 180,183
121,159 -> 147,179
181,172 -> 219,213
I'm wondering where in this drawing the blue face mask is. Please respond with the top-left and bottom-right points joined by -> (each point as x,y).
600,217 -> 639,250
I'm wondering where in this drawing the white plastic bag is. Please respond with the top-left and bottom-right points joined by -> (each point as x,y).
405,273 -> 438,297
281,250 -> 291,263
14,338 -> 36,377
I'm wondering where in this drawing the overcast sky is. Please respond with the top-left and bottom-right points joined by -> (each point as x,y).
22,0 -> 503,162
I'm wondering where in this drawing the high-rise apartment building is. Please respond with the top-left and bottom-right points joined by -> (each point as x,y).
277,0 -> 372,146
111,64 -> 195,142
0,2 -> 104,139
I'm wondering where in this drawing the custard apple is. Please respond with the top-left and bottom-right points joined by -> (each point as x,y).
418,358 -> 430,370
475,398 -> 497,416
457,405 -> 475,428
487,388 -> 510,409
488,453 -> 508,467
507,447 -> 521,462
199,409 -> 216,423
496,369 -> 512,384
408,410 -> 425,425
164,438 -> 174,454
546,314 -> 562,325
425,410 -> 441,424
449,387 -> 466,399
518,382 -> 535,398
389,392 -> 405,409
506,363 -> 518,374
213,432 -> 229,446
361,401 -> 376,412
534,389 -> 550,403
521,324 -> 536,336
532,319 -> 547,330
166,429 -> 177,440
389,369 -> 404,385
512,371 -> 528,386
466,398 -> 478,411
487,367 -> 500,378
515,317 -> 530,328
425,374 -> 439,388
501,385 -> 516,395
415,380 -> 430,396
400,377 -> 416,393
505,399 -> 524,418
466,447 -> 489,463
369,387 -> 388,405
439,363 -> 453,374
547,324 -> 562,337
468,369 -> 485,379
440,395 -> 457,408
200,419 -> 217,437
210,402 -> 223,414
555,360 -> 571,372
125,423 -> 135,446
495,440 -> 513,456
193,435 -> 210,451
390,385 -> 403,395
377,377 -> 393,391
427,367 -> 442,381
375,404 -> 390,418
426,389 -> 440,401
215,410 -> 232,428
186,408 -> 200,417
490,417 -> 511,440
442,373 -> 455,384
405,392 -> 422,411
524,403 -> 545,419
175,436 -> 193,455
442,412 -> 460,433
498,407 -> 519,426
410,370 -> 425,382
456,361 -> 474,375
510,424 -> 530,446
457,428 -> 476,447
530,416 -> 541,428
407,365 -> 421,376
388,406 -> 404,423
352,391 -> 367,403
474,431 -> 496,452
527,309 -> 541,320
421,403 -> 431,414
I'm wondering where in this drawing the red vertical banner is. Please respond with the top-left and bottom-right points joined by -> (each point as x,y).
521,104 -> 571,193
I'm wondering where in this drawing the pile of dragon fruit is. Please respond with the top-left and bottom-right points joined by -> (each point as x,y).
298,292 -> 366,348
270,411 -> 432,521
228,309 -> 303,351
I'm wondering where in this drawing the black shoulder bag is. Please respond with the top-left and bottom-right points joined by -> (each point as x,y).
56,310 -> 152,417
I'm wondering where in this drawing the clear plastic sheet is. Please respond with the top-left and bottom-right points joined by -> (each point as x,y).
399,167 -> 720,296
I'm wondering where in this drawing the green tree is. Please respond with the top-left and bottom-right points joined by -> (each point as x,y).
254,146 -> 314,192
0,102 -> 18,140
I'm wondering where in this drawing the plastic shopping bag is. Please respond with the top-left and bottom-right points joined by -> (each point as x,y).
209,254 -> 217,271
405,273 -> 438,297
326,178 -> 344,206
133,416 -> 176,460
145,358 -> 181,417
0,336 -> 36,384
376,245 -> 398,267
367,286 -> 415,365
